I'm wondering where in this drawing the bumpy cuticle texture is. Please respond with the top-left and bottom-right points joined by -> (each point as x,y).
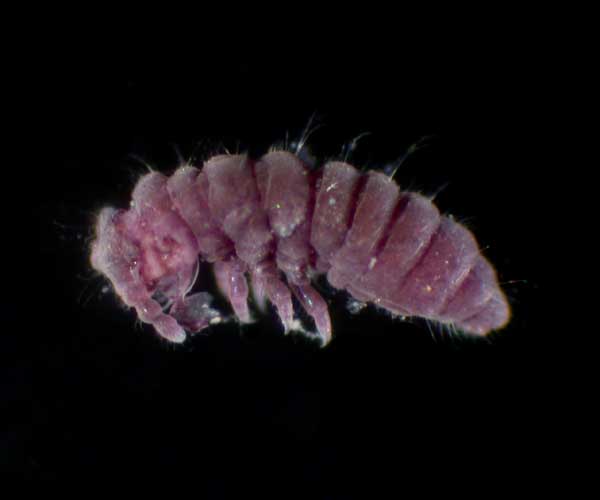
90,151 -> 511,345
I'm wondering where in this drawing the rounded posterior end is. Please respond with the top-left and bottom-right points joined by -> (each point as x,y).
456,288 -> 511,336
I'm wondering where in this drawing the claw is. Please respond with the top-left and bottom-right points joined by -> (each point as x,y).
265,278 -> 295,333
289,283 -> 332,345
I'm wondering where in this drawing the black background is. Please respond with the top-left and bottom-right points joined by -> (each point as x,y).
19,13 -> 566,492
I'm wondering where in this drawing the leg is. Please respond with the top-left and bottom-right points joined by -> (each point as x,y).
250,260 -> 295,333
213,257 -> 252,323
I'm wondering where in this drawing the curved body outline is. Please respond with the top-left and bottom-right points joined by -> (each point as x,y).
90,150 -> 510,344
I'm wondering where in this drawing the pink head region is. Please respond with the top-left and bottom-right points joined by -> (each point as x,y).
89,171 -> 219,343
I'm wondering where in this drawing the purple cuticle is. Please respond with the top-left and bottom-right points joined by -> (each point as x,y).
90,149 -> 510,344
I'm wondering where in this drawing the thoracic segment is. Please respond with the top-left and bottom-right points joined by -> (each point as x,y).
90,151 -> 511,344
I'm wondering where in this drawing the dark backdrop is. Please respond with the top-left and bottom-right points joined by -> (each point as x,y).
20,19 -> 562,492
